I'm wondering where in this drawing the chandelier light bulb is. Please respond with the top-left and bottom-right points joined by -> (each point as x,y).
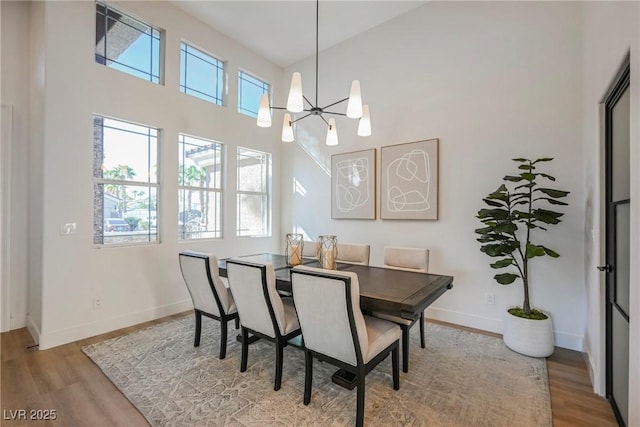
281,113 -> 295,142
257,93 -> 272,127
346,80 -> 363,119
357,104 -> 371,136
326,118 -> 338,146
286,72 -> 304,113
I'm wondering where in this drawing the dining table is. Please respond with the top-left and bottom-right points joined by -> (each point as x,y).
218,253 -> 454,388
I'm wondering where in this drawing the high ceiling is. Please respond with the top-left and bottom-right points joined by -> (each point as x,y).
171,1 -> 427,68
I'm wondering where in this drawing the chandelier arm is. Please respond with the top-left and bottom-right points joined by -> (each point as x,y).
270,106 -> 287,110
290,113 -> 312,124
320,97 -> 349,111
303,95 -> 315,108
322,111 -> 347,117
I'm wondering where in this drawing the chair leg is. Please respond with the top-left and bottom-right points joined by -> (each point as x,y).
420,311 -> 426,349
402,325 -> 410,373
274,340 -> 284,391
304,350 -> 313,405
392,344 -> 400,391
355,373 -> 365,427
240,327 -> 249,372
234,316 -> 240,329
194,310 -> 202,347
219,318 -> 228,359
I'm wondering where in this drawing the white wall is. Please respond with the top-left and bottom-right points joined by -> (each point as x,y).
0,1 -> 31,332
25,1 -> 283,349
281,1 -> 586,350
581,2 -> 640,425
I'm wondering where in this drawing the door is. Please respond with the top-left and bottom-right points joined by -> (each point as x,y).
603,60 -> 630,427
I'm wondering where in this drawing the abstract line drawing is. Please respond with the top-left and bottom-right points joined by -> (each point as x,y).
331,149 -> 376,219
381,139 -> 438,220
387,149 -> 430,212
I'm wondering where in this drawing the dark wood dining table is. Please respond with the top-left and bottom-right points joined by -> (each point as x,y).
218,253 -> 454,324
218,253 -> 454,388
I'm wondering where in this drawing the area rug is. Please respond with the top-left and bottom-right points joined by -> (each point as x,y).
82,315 -> 551,426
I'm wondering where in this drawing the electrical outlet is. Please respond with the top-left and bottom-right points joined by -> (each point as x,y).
485,293 -> 495,305
93,297 -> 102,309
60,222 -> 77,235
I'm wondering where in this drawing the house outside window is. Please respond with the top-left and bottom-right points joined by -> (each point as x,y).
180,42 -> 225,105
238,71 -> 269,118
93,116 -> 159,245
95,2 -> 162,84
236,147 -> 271,237
178,134 -> 223,240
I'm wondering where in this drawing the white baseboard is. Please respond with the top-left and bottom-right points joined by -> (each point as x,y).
554,331 -> 584,352
26,314 -> 41,346
10,314 -> 27,330
425,306 -> 503,335
425,306 -> 584,352
37,300 -> 192,350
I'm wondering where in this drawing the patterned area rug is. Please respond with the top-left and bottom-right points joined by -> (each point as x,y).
82,315 -> 551,426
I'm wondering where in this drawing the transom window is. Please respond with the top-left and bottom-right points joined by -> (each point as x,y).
238,71 -> 270,118
237,147 -> 271,237
95,2 -> 161,84
178,134 -> 223,240
93,116 -> 159,246
180,42 -> 225,105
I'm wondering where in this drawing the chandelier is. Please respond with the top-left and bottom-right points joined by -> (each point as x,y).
256,0 -> 371,145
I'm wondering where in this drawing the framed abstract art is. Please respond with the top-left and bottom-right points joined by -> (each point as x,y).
380,138 -> 439,220
331,149 -> 376,220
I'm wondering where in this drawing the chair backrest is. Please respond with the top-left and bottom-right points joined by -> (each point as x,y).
178,251 -> 231,317
302,240 -> 320,259
291,266 -> 368,366
226,260 -> 286,338
383,246 -> 429,273
336,243 -> 370,265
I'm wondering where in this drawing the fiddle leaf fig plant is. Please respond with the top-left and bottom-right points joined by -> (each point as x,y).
475,158 -> 569,318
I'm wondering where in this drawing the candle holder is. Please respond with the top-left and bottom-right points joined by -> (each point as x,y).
285,233 -> 304,266
319,235 -> 338,270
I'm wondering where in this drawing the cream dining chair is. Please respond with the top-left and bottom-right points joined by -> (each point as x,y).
371,246 -> 430,372
302,240 -> 320,259
178,251 -> 239,359
225,259 -> 301,391
291,266 -> 400,427
336,242 -> 370,265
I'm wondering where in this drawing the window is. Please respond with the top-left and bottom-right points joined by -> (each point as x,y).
178,134 -> 223,240
180,42 -> 225,105
95,3 -> 161,83
238,71 -> 270,117
237,147 -> 271,237
93,116 -> 159,245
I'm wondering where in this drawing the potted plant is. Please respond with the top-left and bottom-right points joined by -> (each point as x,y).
475,157 -> 569,357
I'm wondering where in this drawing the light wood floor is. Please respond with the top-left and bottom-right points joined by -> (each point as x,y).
1,313 -> 618,426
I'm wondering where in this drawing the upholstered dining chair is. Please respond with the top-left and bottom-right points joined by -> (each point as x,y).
372,246 -> 430,373
291,266 -> 401,427
178,251 -> 239,359
225,259 -> 301,391
336,243 -> 370,265
302,240 -> 320,259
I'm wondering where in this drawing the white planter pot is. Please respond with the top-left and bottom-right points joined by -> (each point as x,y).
503,310 -> 554,358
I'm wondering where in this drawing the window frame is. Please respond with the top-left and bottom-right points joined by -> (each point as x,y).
236,147 -> 271,238
237,70 -> 271,118
92,115 -> 160,247
95,2 -> 163,84
179,41 -> 226,106
178,133 -> 224,241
